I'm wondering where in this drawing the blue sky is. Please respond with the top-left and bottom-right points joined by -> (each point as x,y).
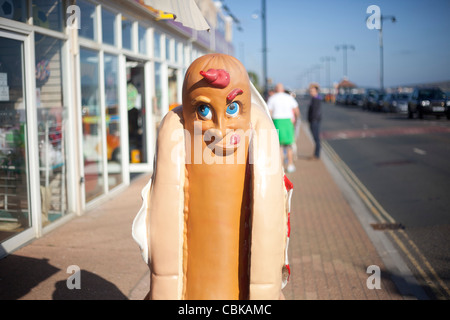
221,0 -> 450,90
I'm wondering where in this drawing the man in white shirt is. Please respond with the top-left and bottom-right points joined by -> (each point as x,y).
267,83 -> 300,173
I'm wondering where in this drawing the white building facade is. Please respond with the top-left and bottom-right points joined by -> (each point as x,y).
0,0 -> 233,257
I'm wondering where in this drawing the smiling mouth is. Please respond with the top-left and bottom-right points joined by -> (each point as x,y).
206,133 -> 241,155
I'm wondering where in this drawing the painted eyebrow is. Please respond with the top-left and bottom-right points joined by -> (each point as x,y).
192,95 -> 211,105
227,88 -> 244,102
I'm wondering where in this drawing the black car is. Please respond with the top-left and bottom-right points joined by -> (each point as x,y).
350,93 -> 365,107
367,92 -> 385,111
382,93 -> 396,112
344,93 -> 353,105
335,93 -> 346,105
408,87 -> 448,119
363,89 -> 380,110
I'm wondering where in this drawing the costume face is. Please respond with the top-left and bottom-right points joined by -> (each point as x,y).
182,54 -> 251,163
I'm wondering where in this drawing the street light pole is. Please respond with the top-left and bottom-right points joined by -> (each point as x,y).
313,64 -> 322,85
321,56 -> 335,92
335,44 -> 355,79
379,22 -> 384,91
262,0 -> 268,97
379,15 -> 396,92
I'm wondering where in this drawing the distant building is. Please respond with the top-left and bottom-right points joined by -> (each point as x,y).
336,78 -> 357,93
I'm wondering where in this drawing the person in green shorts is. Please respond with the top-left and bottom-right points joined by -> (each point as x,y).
267,83 -> 300,173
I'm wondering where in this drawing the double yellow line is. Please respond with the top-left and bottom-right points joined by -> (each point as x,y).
322,140 -> 450,300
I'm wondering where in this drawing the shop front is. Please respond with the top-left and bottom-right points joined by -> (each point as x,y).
0,0 -> 233,257
0,2 -> 75,255
0,30 -> 37,250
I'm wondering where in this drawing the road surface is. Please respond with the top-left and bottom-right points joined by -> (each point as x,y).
298,97 -> 450,299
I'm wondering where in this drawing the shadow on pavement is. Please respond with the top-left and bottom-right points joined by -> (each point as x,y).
0,254 -> 128,300
52,270 -> 128,300
0,254 -> 60,300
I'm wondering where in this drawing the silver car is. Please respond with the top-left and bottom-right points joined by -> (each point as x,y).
389,93 -> 410,113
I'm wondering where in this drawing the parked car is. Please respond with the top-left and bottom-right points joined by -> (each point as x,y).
408,87 -> 448,119
388,93 -> 410,113
447,92 -> 450,120
344,93 -> 352,105
335,93 -> 346,105
350,93 -> 365,107
382,93 -> 396,112
335,93 -> 352,105
367,91 -> 385,111
363,89 -> 380,110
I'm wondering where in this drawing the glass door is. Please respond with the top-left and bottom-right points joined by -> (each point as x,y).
80,48 -> 104,202
0,34 -> 31,244
104,54 -> 122,189
126,59 -> 148,166
35,34 -> 69,226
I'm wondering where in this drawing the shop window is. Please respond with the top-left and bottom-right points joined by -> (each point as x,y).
104,54 -> 122,189
0,36 -> 30,243
152,62 -> 162,137
165,37 -> 171,61
127,59 -> 147,164
174,40 -> 179,64
121,17 -> 132,50
168,67 -> 178,108
178,42 -> 184,65
153,62 -> 162,117
0,0 -> 27,22
32,0 -> 62,31
35,34 -> 68,226
77,0 -> 97,41
138,24 -> 146,55
102,8 -> 116,46
80,48 -> 104,202
154,31 -> 161,58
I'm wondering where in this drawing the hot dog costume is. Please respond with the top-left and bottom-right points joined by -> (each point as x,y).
132,53 -> 293,300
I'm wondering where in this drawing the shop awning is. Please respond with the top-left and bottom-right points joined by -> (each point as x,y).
143,0 -> 210,31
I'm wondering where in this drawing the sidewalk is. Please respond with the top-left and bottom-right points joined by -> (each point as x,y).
283,126 -> 405,299
0,127 -> 409,300
0,173 -> 151,300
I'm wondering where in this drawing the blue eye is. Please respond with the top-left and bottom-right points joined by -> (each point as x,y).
226,102 -> 240,117
197,105 -> 212,120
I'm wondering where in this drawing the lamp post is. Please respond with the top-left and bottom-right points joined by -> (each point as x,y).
261,0 -> 268,97
312,64 -> 322,85
249,0 -> 268,97
321,56 -> 335,92
335,44 -> 355,79
378,15 -> 396,91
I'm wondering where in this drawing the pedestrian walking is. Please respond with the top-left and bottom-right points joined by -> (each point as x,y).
267,83 -> 300,173
307,83 -> 321,159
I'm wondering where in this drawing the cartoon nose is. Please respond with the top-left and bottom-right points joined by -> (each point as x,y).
215,116 -> 227,139
205,128 -> 224,143
203,116 -> 228,143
